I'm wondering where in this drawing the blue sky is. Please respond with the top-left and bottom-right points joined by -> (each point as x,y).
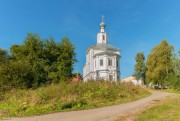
0,0 -> 180,78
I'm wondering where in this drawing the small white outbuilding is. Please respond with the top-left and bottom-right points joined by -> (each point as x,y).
121,76 -> 143,86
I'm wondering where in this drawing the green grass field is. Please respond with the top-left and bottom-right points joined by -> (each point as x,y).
135,95 -> 180,121
0,81 -> 150,118
162,89 -> 180,94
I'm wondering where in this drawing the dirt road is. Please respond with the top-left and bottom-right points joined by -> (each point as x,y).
1,91 -> 173,121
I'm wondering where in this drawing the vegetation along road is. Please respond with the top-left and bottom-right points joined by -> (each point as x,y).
2,91 -> 173,121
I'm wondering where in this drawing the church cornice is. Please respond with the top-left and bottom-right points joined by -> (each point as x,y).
93,51 -> 120,58
85,47 -> 92,54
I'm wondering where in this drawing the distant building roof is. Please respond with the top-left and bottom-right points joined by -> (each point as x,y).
121,76 -> 136,83
71,73 -> 82,82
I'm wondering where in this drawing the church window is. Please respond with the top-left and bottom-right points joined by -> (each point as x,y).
117,75 -> 119,80
100,59 -> 103,66
108,59 -> 112,66
103,35 -> 105,40
109,75 -> 113,81
117,60 -> 118,67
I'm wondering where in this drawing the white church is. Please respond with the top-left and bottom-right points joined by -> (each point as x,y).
83,17 -> 120,82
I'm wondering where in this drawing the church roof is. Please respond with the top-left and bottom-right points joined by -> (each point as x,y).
91,43 -> 120,51
86,43 -> 120,54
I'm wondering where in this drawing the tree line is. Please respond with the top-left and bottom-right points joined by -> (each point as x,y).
0,33 -> 76,89
134,40 -> 180,89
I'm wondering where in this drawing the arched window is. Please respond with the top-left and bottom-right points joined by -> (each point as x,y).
109,75 -> 113,81
100,59 -> 103,66
117,60 -> 118,67
103,35 -> 105,40
108,59 -> 112,66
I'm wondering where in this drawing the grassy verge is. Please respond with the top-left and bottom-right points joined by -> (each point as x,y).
135,95 -> 180,121
0,81 -> 150,118
161,89 -> 180,94
115,89 -> 180,121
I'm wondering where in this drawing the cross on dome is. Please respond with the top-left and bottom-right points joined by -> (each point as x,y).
102,15 -> 104,23
100,15 -> 106,32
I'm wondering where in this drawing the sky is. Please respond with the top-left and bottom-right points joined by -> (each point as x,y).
0,0 -> 180,78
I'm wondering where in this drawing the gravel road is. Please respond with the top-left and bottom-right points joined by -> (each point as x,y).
1,91 -> 173,121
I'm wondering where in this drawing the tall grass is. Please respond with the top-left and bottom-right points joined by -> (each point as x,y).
0,81 -> 150,118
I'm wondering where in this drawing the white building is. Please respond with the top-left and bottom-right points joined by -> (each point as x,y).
83,17 -> 120,82
121,76 -> 143,86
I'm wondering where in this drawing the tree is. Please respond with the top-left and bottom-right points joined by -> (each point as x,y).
10,33 -> 46,88
43,38 -> 62,82
133,52 -> 147,84
0,48 -> 9,90
0,33 -> 76,89
173,50 -> 180,89
0,60 -> 32,88
146,40 -> 175,86
0,49 -> 8,65
174,52 -> 180,77
57,37 -> 76,81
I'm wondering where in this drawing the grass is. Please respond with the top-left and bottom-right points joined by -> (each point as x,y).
0,81 -> 150,119
115,88 -> 180,121
162,89 -> 180,94
135,95 -> 180,121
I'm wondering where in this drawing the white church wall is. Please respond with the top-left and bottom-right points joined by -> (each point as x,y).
89,49 -> 94,72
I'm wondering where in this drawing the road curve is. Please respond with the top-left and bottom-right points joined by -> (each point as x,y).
1,91 -> 173,121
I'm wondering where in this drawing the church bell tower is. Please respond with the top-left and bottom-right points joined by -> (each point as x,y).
83,16 -> 120,82
97,16 -> 108,44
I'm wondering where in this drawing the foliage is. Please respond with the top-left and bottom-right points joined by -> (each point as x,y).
0,49 -> 8,65
0,49 -> 9,91
0,33 -> 76,89
57,37 -> 76,81
0,81 -> 150,118
173,50 -> 180,89
133,52 -> 147,84
146,40 -> 175,86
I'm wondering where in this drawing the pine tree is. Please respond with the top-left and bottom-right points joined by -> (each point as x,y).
57,37 -> 76,81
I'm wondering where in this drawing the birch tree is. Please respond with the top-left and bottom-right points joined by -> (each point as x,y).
146,40 -> 174,86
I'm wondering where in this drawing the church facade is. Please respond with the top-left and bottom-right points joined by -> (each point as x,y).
83,17 -> 120,82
